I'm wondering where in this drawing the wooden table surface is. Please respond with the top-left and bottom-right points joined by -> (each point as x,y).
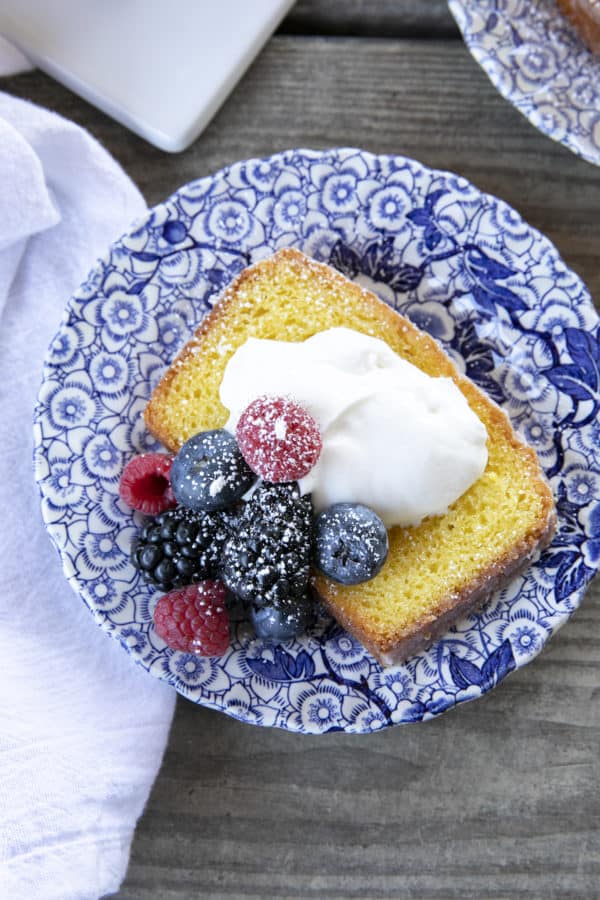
4,3 -> 599,898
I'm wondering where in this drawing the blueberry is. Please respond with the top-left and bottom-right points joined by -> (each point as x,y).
170,429 -> 256,512
250,594 -> 314,643
312,502 -> 389,585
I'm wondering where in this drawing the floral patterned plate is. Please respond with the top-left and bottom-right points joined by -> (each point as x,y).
449,0 -> 600,166
33,148 -> 600,734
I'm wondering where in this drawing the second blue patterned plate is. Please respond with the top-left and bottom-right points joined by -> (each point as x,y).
34,149 -> 600,733
449,0 -> 600,166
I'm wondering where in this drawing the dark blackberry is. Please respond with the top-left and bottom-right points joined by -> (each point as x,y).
131,506 -> 235,592
221,482 -> 313,608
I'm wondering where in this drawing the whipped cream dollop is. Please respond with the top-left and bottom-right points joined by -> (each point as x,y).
219,327 -> 488,527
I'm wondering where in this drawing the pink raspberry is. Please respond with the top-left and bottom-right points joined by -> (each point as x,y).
153,581 -> 230,657
119,453 -> 176,515
236,396 -> 322,483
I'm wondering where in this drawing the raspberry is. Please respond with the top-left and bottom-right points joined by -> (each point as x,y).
153,581 -> 230,657
119,453 -> 176,515
236,396 -> 322,483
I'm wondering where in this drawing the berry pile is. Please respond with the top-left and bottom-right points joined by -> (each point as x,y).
119,394 -> 389,657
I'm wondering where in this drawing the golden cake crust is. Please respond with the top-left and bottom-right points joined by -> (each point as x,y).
557,0 -> 600,54
144,248 -> 556,666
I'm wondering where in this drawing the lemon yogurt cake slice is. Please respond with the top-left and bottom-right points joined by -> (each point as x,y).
144,249 -> 556,665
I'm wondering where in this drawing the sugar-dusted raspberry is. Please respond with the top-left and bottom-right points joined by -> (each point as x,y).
119,453 -> 177,515
153,581 -> 230,657
236,396 -> 322,483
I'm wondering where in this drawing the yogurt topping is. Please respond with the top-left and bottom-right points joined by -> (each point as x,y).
219,327 -> 488,527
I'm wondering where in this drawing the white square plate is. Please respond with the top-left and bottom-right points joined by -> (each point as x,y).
0,0 -> 293,151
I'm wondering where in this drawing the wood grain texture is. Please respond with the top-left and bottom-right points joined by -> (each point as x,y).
117,593 -> 600,899
4,37 -> 599,303
120,587 -> 600,899
3,21 -> 599,900
283,0 -> 458,37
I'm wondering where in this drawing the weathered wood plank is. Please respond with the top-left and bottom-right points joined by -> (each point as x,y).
283,0 -> 458,37
4,37 -> 598,303
118,582 -> 600,899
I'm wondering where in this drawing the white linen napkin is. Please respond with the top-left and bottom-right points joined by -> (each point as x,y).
0,91 -> 176,899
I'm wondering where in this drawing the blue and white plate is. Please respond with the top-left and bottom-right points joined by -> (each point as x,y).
33,149 -> 600,734
449,0 -> 600,166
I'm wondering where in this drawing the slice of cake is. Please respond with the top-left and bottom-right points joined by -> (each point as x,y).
557,0 -> 600,54
144,248 -> 556,666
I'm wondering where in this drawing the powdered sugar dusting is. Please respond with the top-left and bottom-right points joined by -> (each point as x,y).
274,416 -> 287,441
209,474 -> 227,497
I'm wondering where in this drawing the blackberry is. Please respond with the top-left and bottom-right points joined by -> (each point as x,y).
132,506 -> 234,592
221,482 -> 313,608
